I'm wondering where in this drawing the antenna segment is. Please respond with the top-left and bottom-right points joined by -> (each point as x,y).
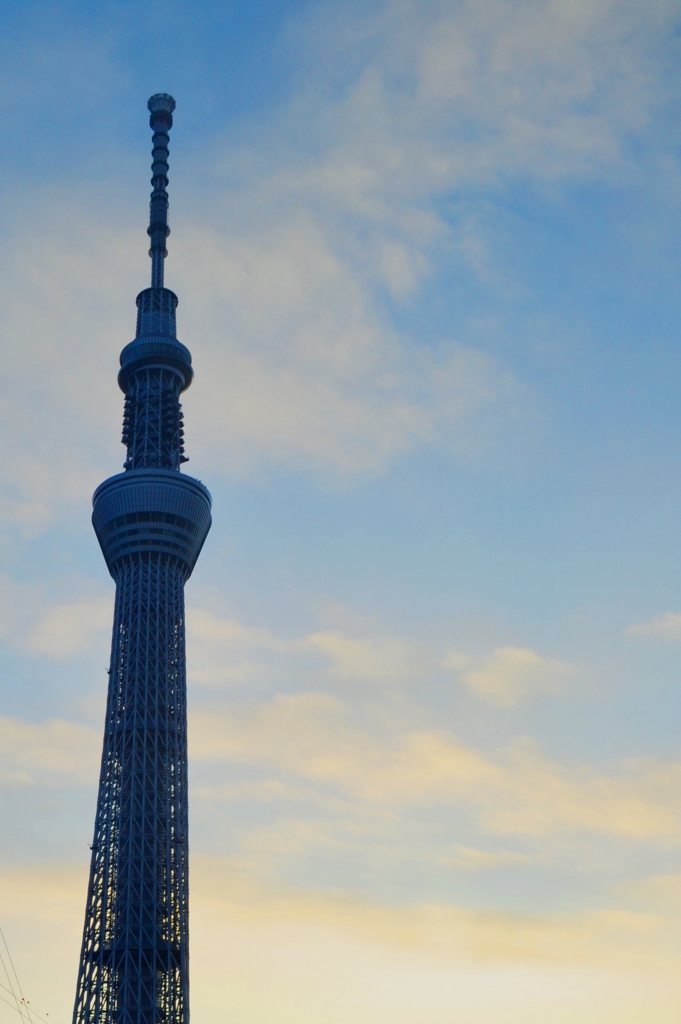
147,94 -> 175,289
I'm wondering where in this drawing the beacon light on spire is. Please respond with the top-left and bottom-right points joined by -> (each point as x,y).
72,96 -> 211,1024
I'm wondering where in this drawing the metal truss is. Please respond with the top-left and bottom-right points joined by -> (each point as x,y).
73,555 -> 189,1024
122,368 -> 186,472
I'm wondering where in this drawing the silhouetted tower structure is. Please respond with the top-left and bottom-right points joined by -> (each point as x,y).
72,95 -> 211,1024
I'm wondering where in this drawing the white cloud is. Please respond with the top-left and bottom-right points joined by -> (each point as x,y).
626,612 -> 681,641
187,608 -> 287,686
186,607 -> 427,688
0,576 -> 112,660
0,0 -> 675,516
0,193 -> 533,511
0,498 -> 51,537
1,0 -> 674,500
303,629 -> 421,681
178,218 -> 531,479
28,599 -> 111,658
291,0 -> 673,201
0,210 -> 144,525
442,845 -> 533,871
190,692 -> 681,841
178,0 -> 677,481
3,858 -> 681,1024
0,9 -> 679,1022
185,855 -> 681,1024
0,716 -> 100,787
447,646 -> 574,707
185,607 -> 575,698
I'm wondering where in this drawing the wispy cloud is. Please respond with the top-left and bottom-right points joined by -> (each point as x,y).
626,611 -> 681,641
3,856 -> 681,1024
187,854 -> 681,1023
0,5 -> 679,1022
187,608 -> 288,686
0,716 -> 99,787
445,646 -> 574,707
441,845 -> 533,870
28,599 -> 111,658
0,576 -> 111,659
190,692 -> 681,841
186,606 -> 572,702
2,0 -> 675,507
303,629 -> 421,681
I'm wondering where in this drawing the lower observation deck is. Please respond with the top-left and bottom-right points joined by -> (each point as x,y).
93,468 -> 212,578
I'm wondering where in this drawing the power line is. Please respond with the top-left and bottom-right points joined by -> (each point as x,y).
0,929 -> 65,1024
0,951 -> 25,1024
0,983 -> 66,1024
0,929 -> 31,1024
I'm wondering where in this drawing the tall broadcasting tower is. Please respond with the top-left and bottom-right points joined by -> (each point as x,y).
72,95 -> 211,1024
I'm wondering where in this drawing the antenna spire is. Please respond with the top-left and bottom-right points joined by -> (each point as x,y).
147,93 -> 176,288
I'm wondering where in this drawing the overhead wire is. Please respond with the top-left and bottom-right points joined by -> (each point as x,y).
0,929 -> 31,1024
0,991 -> 25,1020
0,928 -> 65,1024
0,951 -> 24,1024
0,985 -> 65,1024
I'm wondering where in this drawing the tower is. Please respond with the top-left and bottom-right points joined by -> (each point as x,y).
72,95 -> 211,1024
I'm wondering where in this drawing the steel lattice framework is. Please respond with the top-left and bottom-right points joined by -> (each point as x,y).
72,95 -> 211,1024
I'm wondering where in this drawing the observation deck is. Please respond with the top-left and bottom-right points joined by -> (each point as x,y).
118,287 -> 193,393
92,468 -> 211,579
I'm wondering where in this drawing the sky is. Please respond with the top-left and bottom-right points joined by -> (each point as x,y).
2,0 -> 681,1020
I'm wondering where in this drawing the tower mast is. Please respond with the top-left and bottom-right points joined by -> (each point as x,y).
72,95 -> 211,1024
148,93 -> 172,290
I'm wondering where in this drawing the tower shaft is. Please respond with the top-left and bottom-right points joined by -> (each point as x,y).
73,96 -> 210,1024
74,559 -> 189,1023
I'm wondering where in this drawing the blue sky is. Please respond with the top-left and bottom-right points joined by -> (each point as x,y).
2,0 -> 681,1021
